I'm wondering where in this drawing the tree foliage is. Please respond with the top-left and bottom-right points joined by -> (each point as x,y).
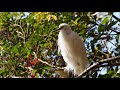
0,12 -> 120,78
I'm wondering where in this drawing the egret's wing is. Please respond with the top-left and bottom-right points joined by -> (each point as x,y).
72,32 -> 87,60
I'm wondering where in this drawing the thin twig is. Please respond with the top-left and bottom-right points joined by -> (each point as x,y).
37,59 -> 64,70
110,28 -> 120,34
76,55 -> 120,78
100,63 -> 120,67
97,50 -> 108,57
112,14 -> 120,22
108,40 -> 118,47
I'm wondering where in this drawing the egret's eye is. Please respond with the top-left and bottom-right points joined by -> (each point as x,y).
57,26 -> 64,30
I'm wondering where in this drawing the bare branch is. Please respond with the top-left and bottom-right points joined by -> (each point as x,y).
100,63 -> 120,67
110,28 -> 120,34
37,59 -> 64,70
76,55 -> 120,78
112,14 -> 120,22
36,56 -> 120,78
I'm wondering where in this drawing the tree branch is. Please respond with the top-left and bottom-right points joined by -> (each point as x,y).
37,59 -> 64,70
36,56 -> 120,78
110,28 -> 120,34
100,62 -> 120,67
112,14 -> 120,22
76,55 -> 120,78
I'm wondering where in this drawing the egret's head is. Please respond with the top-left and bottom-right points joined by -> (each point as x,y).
57,23 -> 72,32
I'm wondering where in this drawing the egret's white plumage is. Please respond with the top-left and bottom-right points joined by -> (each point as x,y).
58,23 -> 88,75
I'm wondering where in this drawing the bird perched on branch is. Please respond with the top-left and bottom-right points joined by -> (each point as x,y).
57,23 -> 88,75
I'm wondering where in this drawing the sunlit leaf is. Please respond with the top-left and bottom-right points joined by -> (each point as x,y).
101,17 -> 109,25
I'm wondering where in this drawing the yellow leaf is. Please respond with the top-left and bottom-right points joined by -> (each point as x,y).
95,47 -> 98,50
34,12 -> 50,22
46,15 -> 57,21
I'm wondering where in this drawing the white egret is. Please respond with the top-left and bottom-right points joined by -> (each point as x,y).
57,23 -> 88,75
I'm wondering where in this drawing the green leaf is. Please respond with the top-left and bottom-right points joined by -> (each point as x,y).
74,17 -> 80,25
43,66 -> 51,70
36,25 -> 43,34
107,70 -> 116,76
42,70 -> 45,75
101,17 -> 109,25
0,69 -> 10,77
32,69 -> 37,74
35,73 -> 40,78
11,45 -> 18,53
25,41 -> 31,49
98,24 -> 105,34
0,70 -> 6,74
9,27 -> 13,31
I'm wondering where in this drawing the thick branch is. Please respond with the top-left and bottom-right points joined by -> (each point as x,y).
76,55 -> 120,78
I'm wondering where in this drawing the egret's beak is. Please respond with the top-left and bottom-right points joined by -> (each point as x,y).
57,27 -> 61,30
57,26 -> 64,30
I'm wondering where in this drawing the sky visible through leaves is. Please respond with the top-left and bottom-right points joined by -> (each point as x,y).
98,12 -> 120,75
